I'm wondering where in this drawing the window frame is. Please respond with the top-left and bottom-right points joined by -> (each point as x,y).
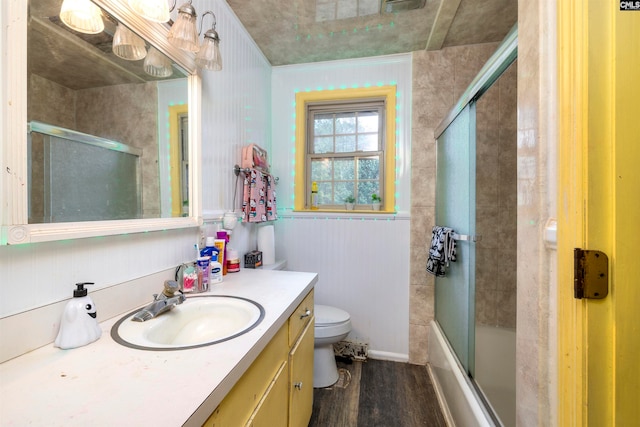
294,86 -> 396,212
307,100 -> 385,209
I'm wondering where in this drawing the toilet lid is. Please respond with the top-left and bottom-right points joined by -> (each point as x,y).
315,305 -> 350,325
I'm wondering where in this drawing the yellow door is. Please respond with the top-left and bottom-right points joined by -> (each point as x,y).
558,1 -> 640,425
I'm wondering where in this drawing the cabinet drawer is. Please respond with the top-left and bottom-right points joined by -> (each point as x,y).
288,290 -> 314,347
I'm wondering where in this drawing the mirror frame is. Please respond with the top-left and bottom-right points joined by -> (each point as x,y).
1,0 -> 202,245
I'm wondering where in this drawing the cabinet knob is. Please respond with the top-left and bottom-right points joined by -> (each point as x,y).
300,309 -> 311,319
294,382 -> 303,390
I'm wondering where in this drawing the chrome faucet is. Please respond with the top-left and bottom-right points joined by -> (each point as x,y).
131,280 -> 186,322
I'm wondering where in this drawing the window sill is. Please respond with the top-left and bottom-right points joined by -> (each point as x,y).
280,210 -> 410,221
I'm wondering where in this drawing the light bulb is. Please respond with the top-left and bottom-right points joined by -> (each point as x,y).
59,0 -> 105,34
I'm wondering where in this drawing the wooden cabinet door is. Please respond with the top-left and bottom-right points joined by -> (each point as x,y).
247,361 -> 288,427
288,320 -> 314,427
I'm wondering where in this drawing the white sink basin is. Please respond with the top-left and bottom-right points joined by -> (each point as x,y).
111,296 -> 264,350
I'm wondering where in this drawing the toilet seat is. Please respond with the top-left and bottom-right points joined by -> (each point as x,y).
315,304 -> 350,325
314,305 -> 351,339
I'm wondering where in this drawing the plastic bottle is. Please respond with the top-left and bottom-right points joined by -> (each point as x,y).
210,252 -> 223,284
311,181 -> 318,210
196,256 -> 210,293
214,238 -> 227,275
200,237 -> 220,263
216,230 -> 230,275
54,282 -> 102,349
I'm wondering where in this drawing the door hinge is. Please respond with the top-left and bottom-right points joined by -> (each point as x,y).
574,248 -> 608,299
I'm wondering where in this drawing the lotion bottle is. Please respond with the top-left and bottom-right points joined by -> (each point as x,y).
210,252 -> 223,284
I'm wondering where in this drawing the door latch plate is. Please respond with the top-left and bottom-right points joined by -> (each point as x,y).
574,248 -> 608,299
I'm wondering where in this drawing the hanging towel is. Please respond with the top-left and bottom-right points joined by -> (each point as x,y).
265,173 -> 277,221
242,169 -> 277,223
426,226 -> 457,277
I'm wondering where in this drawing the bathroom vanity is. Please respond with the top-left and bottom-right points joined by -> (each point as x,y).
0,269 -> 316,426
205,288 -> 314,426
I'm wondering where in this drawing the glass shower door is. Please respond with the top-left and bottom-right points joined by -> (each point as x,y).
434,103 -> 476,373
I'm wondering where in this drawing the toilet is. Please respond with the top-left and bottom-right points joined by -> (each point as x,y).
262,260 -> 352,388
313,304 -> 352,388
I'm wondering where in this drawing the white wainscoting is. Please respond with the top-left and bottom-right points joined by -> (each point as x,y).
275,213 -> 410,358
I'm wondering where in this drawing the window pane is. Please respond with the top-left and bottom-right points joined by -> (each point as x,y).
357,156 -> 380,179
336,135 -> 356,152
318,181 -> 332,204
357,111 -> 378,132
358,133 -> 378,151
357,181 -> 379,204
334,181 -> 354,204
335,113 -> 356,134
334,158 -> 355,180
314,114 -> 334,136
311,158 -> 332,180
313,136 -> 333,154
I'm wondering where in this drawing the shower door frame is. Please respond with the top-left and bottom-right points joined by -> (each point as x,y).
433,24 -> 518,423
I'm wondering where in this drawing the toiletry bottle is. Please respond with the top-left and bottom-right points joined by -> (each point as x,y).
210,252 -> 223,284
200,237 -> 220,264
54,282 -> 102,349
311,181 -> 318,210
216,230 -> 229,275
196,256 -> 211,292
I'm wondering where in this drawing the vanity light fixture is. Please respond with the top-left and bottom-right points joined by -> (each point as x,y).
195,11 -> 222,71
167,1 -> 200,52
112,23 -> 148,60
59,0 -> 105,34
144,46 -> 174,77
127,0 -> 173,23
128,0 -> 223,72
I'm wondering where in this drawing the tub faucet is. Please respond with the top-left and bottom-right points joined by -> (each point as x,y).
131,280 -> 186,322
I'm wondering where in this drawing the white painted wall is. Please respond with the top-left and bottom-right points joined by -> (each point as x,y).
0,0 -> 272,359
271,55 -> 413,359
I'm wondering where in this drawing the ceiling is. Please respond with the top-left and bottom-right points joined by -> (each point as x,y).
28,0 -> 517,90
225,0 -> 518,66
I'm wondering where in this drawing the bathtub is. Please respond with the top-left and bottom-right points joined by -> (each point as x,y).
427,321 -> 516,427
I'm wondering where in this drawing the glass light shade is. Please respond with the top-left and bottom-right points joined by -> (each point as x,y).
195,30 -> 222,71
127,0 -> 171,23
59,0 -> 105,34
112,23 -> 147,60
167,7 -> 199,52
144,47 -> 174,77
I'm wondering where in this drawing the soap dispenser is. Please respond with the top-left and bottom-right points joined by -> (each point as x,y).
54,282 -> 102,349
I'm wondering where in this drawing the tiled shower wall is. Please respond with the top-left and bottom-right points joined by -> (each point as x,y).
475,61 -> 518,329
410,42 -> 499,364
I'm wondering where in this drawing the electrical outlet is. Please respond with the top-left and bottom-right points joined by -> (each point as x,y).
333,340 -> 368,361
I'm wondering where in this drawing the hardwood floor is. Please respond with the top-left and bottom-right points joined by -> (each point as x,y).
309,358 -> 447,427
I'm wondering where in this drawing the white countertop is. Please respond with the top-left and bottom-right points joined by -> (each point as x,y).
0,269 -> 317,427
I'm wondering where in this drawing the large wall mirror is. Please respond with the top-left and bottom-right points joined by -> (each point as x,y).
1,0 -> 202,244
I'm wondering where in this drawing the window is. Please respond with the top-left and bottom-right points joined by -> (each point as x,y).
294,86 -> 396,211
